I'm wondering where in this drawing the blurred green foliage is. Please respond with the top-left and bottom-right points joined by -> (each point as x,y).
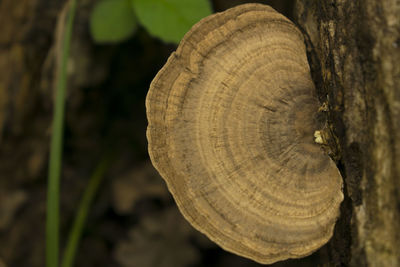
90,0 -> 138,43
90,0 -> 212,44
132,0 -> 212,43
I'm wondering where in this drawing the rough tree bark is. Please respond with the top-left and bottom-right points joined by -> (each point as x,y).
0,0 -> 66,265
295,1 -> 400,266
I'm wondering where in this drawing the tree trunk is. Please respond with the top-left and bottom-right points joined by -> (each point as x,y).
294,1 -> 400,266
0,0 -> 65,265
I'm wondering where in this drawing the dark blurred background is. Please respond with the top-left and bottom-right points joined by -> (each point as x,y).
0,0 -> 336,266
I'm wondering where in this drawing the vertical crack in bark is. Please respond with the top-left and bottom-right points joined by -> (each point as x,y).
295,0 -> 400,265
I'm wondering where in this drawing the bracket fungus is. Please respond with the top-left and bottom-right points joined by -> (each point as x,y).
146,3 -> 343,264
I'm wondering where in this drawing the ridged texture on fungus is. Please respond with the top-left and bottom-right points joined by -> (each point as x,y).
146,3 -> 343,264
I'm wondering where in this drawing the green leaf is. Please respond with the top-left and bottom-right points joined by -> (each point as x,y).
90,0 -> 138,43
131,0 -> 212,43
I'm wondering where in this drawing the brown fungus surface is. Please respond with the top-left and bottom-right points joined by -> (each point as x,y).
146,3 -> 343,264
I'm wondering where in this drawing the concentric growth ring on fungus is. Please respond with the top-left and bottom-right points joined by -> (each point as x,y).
146,3 -> 343,264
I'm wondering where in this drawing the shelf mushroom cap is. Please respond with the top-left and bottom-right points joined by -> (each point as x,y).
146,3 -> 343,264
